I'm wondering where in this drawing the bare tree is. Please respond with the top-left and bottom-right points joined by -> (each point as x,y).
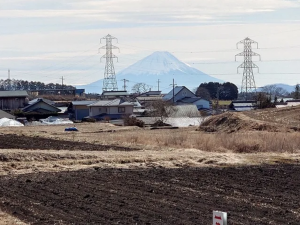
148,100 -> 177,123
131,83 -> 151,94
261,85 -> 288,97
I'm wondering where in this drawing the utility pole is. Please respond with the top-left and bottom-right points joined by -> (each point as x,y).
100,34 -> 119,92
157,79 -> 160,91
216,85 -> 223,114
121,79 -> 129,91
61,76 -> 64,89
8,69 -> 11,91
170,79 -> 177,104
235,37 -> 261,100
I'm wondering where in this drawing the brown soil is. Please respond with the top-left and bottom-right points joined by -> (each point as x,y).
0,165 -> 299,224
200,112 -> 285,133
0,134 -> 137,152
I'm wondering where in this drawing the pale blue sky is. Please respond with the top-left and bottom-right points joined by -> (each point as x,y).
0,0 -> 300,90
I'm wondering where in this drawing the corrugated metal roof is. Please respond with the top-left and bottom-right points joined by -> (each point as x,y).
231,101 -> 256,111
88,99 -> 134,107
102,91 -> 129,96
136,96 -> 163,101
140,91 -> 162,96
0,91 -> 28,97
72,101 -> 96,106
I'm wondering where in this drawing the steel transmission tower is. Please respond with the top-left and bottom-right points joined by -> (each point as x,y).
100,34 -> 119,92
235,37 -> 261,100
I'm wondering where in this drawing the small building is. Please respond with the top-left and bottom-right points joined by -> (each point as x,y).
88,98 -> 134,120
0,109 -> 15,119
229,100 -> 257,111
68,101 -> 97,121
0,91 -> 29,110
22,98 -> 61,114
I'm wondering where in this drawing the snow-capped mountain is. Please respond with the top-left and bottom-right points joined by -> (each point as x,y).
78,51 -> 223,93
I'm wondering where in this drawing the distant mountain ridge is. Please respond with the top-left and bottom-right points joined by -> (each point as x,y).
258,83 -> 295,93
77,51 -> 223,93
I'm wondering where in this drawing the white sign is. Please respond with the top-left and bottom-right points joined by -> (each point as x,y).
213,211 -> 227,225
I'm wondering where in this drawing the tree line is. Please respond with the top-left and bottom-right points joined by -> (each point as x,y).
195,82 -> 238,100
0,79 -> 75,91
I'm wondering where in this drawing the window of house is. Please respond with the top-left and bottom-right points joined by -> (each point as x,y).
118,107 -> 125,113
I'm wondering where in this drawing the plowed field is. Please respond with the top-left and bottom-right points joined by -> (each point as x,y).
0,134 -> 136,151
0,164 -> 299,225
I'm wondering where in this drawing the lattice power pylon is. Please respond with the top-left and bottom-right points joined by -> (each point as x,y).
100,34 -> 119,92
235,37 -> 261,100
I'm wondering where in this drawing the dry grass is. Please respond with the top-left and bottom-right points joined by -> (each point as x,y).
99,130 -> 300,153
3,123 -> 300,154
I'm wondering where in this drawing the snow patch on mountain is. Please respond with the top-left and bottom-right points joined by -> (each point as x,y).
78,51 -> 224,93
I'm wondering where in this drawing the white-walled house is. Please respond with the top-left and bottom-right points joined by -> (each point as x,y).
88,98 -> 134,120
163,86 -> 210,109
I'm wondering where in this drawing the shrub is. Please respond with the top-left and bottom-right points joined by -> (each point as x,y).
82,118 -> 96,123
104,116 -> 110,123
123,115 -> 145,127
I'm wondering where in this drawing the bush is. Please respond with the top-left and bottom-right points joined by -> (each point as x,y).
82,117 -> 96,123
123,116 -> 145,127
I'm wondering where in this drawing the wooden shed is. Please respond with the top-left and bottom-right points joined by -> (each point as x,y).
0,91 -> 28,110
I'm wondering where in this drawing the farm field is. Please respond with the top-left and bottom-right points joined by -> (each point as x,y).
1,107 -> 300,224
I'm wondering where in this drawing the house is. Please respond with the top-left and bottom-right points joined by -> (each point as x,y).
101,91 -> 129,100
136,96 -> 163,107
0,91 -> 29,110
22,98 -> 61,114
68,101 -> 96,120
229,100 -> 257,111
136,91 -> 163,107
163,86 -> 210,109
0,110 -> 15,119
88,98 -> 134,120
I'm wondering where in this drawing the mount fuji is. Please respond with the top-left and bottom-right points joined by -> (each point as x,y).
78,51 -> 223,93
